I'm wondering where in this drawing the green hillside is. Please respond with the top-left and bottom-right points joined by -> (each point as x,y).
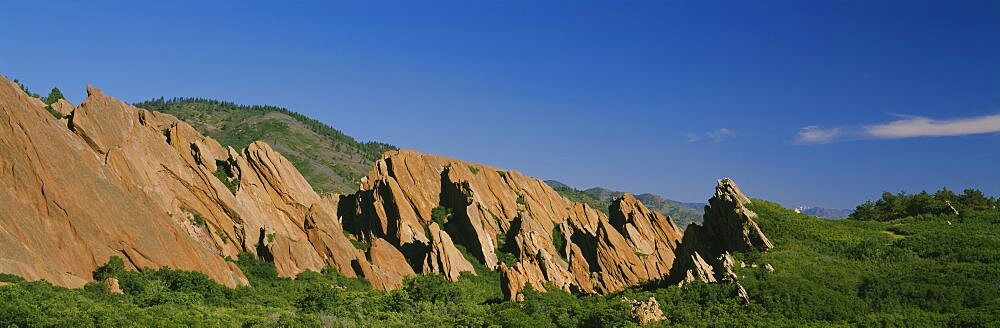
5,188 -> 995,326
134,98 -> 395,195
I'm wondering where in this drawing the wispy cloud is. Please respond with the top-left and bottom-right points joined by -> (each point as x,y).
796,113 -> 1000,144
688,128 -> 735,143
796,126 -> 841,144
865,114 -> 1000,139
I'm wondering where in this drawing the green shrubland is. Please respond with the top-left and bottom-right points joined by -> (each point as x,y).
1,189 -> 997,327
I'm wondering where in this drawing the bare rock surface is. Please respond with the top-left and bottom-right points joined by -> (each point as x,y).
625,296 -> 666,325
0,77 -> 368,288
340,151 -> 727,300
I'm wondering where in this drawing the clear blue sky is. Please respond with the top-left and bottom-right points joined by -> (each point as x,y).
3,1 -> 998,208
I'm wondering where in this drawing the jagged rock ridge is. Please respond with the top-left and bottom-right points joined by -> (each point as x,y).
0,77 -> 394,289
0,77 -> 772,299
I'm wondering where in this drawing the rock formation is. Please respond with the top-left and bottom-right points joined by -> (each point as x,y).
104,278 -> 124,295
625,296 -> 667,325
0,77 -> 374,288
670,178 -> 772,286
338,151 -> 696,299
0,76 -> 772,301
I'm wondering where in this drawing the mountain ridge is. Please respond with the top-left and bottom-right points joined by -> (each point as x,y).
0,78 -> 769,300
133,97 -> 395,195
545,180 -> 706,228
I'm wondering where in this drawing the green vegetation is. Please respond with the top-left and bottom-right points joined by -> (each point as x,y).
11,79 -> 65,118
343,231 -> 370,251
44,106 -> 63,119
190,212 -> 206,228
850,187 -> 999,221
431,206 -> 451,227
266,232 -> 276,244
468,165 -> 480,175
44,87 -> 64,105
551,226 -> 567,260
549,184 -> 611,216
216,230 -> 229,244
494,230 -> 521,268
1,189 -> 997,326
134,98 -> 396,194
12,79 -> 41,98
213,160 -> 239,195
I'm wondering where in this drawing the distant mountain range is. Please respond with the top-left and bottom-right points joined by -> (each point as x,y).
545,180 -> 706,228
794,206 -> 853,219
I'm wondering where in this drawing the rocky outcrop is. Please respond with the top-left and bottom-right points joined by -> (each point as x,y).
339,151 -> 699,300
0,76 -> 773,300
670,178 -> 772,287
625,296 -> 666,325
104,278 -> 124,295
50,99 -> 74,117
0,77 -> 370,288
701,178 -> 773,253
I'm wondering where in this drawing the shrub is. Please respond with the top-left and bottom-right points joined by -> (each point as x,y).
551,226 -> 567,260
431,206 -> 451,227
404,274 -> 459,304
213,160 -> 239,195
93,256 -> 126,281
45,87 -> 65,105
236,252 -> 278,282
190,212 -> 207,228
216,230 -> 229,244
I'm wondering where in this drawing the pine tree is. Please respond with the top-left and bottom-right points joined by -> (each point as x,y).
45,87 -> 65,105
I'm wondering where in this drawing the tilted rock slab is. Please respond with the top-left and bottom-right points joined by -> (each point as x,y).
339,151 -> 689,299
0,76 -> 772,298
671,178 -> 773,284
0,77 -> 387,288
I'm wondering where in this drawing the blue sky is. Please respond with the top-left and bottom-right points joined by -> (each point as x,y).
3,1 -> 998,208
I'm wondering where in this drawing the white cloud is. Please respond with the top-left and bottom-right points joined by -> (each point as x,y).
865,114 -> 1000,139
796,126 -> 841,144
707,128 -> 735,142
688,128 -> 735,143
795,113 -> 1000,144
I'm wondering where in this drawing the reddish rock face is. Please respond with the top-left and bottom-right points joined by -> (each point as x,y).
0,76 -> 771,299
338,150 -> 729,300
0,77 -> 369,288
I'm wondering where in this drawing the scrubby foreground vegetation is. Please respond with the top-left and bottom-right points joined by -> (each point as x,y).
1,188 -> 998,327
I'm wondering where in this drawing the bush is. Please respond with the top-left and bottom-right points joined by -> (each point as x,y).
551,226 -> 567,260
403,274 -> 459,304
93,256 -> 126,281
236,252 -> 278,282
431,206 -> 451,227
213,160 -> 239,195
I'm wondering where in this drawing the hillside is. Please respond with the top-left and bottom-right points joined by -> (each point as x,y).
545,181 -> 706,228
1,78 -> 767,317
3,188 -> 996,326
134,98 -> 395,195
796,206 -> 852,219
2,77 -> 998,326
